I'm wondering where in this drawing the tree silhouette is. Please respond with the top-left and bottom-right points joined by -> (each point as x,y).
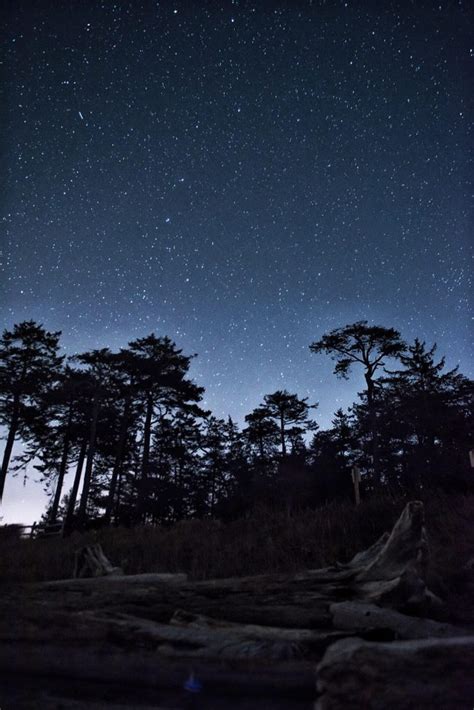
263,390 -> 317,457
126,334 -> 206,522
0,318 -> 471,524
101,350 -> 141,524
36,366 -> 93,523
243,406 -> 279,461
219,417 -> 252,519
379,339 -> 473,490
70,349 -> 115,525
310,322 -> 405,482
0,321 -> 63,501
308,409 -> 357,503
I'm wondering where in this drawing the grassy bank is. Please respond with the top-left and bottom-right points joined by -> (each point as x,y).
1,492 -> 473,590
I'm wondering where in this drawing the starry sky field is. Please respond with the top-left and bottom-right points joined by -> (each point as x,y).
1,1 -> 472,520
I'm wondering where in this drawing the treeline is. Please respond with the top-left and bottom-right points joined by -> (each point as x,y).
0,320 -> 472,529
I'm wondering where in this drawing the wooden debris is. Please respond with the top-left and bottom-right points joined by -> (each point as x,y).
45,572 -> 188,587
170,609 -> 348,648
73,544 -> 123,578
352,500 -> 432,610
342,531 -> 390,569
315,636 -> 474,709
1,500 -> 469,703
35,500 -> 436,629
329,601 -> 463,640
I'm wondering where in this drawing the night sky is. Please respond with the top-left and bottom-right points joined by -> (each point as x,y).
1,1 -> 472,522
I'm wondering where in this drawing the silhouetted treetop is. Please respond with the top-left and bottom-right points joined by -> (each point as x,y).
0,321 -> 63,500
0,320 -> 471,524
310,321 -> 406,380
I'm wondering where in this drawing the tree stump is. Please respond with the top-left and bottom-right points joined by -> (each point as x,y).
73,544 -> 123,578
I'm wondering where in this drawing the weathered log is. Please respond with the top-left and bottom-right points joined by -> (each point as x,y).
330,601 -> 463,640
315,635 -> 474,709
46,572 -> 188,587
170,609 -> 348,648
2,500 -> 460,699
3,608 -> 308,661
95,611 -> 306,660
26,575 -> 336,628
73,544 -> 123,578
351,500 -> 434,610
4,500 -> 436,635
30,501 -> 435,626
342,532 -> 390,569
355,501 -> 427,582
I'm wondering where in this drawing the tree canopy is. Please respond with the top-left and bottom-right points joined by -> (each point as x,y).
0,320 -> 471,527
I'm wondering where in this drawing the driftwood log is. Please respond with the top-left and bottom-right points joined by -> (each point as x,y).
73,543 -> 123,578
316,636 -> 474,709
329,600 -> 462,640
30,501 -> 437,627
1,500 -> 472,705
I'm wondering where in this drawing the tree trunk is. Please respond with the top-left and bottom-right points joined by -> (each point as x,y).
136,394 -> 153,521
104,397 -> 130,524
77,395 -> 100,524
114,465 -> 123,524
141,394 -> 153,481
0,393 -> 20,501
210,468 -> 216,515
49,403 -> 74,523
64,438 -> 87,532
280,412 -> 286,457
365,372 -> 380,484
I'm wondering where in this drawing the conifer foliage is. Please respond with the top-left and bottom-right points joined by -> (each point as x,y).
0,320 -> 472,526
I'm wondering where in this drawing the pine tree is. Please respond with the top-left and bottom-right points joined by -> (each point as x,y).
243,406 -> 279,462
263,390 -> 317,457
0,321 -> 63,501
310,321 -> 405,483
380,339 -> 473,489
126,334 -> 206,522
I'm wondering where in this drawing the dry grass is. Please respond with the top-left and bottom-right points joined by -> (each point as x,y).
1,492 -> 473,589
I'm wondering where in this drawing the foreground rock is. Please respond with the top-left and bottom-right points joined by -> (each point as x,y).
316,635 -> 474,709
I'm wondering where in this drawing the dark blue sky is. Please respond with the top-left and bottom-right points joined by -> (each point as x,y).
1,1 -> 472,521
